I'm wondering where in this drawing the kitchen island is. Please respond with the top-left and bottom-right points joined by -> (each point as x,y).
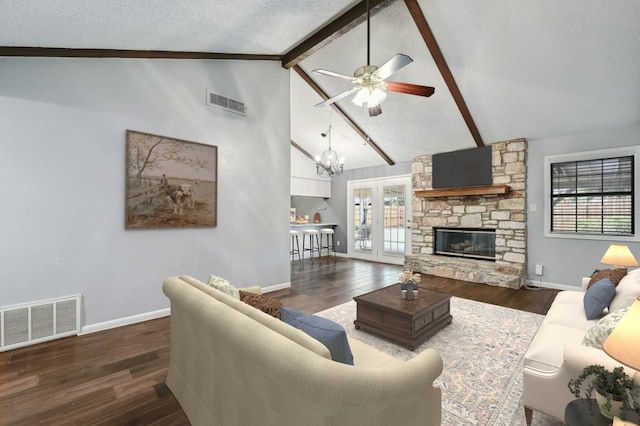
290,222 -> 338,229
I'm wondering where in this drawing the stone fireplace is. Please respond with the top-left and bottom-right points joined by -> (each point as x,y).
405,139 -> 526,289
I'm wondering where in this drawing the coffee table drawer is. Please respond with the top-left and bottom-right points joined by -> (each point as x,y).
414,301 -> 449,334
357,305 -> 383,326
433,302 -> 450,320
414,311 -> 434,333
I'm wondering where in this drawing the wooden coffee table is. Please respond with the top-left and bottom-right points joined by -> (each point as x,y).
353,283 -> 453,350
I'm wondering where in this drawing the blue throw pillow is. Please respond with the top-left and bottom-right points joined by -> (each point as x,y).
583,277 -> 616,320
281,307 -> 354,365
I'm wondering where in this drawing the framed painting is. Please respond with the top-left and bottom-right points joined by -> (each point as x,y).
125,130 -> 217,229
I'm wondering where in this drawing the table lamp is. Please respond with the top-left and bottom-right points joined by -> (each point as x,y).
600,244 -> 639,268
603,297 -> 640,370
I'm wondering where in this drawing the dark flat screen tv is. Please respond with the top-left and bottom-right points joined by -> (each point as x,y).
432,146 -> 492,189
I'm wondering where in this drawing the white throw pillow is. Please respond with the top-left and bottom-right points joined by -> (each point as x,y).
207,274 -> 240,299
609,271 -> 640,312
582,307 -> 630,348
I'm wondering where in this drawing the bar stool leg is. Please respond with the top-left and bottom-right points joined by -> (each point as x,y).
302,230 -> 320,261
315,233 -> 321,258
320,228 -> 335,257
290,231 -> 301,262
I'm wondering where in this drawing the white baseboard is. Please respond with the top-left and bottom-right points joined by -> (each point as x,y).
80,307 -> 170,335
524,279 -> 577,291
80,281 -> 292,334
262,281 -> 291,293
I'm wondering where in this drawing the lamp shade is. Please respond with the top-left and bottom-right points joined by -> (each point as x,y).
603,297 -> 640,370
600,244 -> 639,268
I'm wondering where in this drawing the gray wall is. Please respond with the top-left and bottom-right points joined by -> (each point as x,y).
0,57 -> 291,330
526,122 -> 640,289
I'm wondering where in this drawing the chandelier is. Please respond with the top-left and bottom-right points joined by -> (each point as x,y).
315,126 -> 344,177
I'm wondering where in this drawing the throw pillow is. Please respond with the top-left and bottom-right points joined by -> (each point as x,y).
281,307 -> 354,365
582,307 -> 630,348
584,277 -> 617,320
609,271 -> 640,312
588,268 -> 627,288
207,274 -> 240,299
239,290 -> 282,319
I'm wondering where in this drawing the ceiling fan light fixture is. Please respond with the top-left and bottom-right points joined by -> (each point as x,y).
352,86 -> 387,108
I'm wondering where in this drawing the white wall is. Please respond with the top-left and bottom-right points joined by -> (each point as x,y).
0,57 -> 291,330
527,122 -> 640,288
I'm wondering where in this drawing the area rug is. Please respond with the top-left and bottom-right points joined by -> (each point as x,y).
315,298 -> 563,426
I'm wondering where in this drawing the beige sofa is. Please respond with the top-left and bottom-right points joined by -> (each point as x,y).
523,269 -> 640,425
162,275 -> 443,426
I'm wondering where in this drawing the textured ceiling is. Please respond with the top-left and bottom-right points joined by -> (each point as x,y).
2,0 -> 639,170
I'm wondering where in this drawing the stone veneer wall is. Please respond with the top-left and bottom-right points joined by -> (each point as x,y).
405,138 -> 527,289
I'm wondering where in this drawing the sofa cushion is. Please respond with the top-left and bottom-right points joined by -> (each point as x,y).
524,323 -> 588,373
239,290 -> 282,319
588,268 -> 627,288
281,307 -> 354,365
582,307 -> 630,348
609,270 -> 640,312
583,277 -> 616,320
208,274 -> 240,299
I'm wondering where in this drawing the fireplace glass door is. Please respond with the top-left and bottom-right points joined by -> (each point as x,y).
434,227 -> 496,261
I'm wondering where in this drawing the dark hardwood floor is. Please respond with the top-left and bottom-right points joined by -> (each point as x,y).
1,258 -> 558,425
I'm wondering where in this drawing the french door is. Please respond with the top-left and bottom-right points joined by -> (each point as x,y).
347,176 -> 411,265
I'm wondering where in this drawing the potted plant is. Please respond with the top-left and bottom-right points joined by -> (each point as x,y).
399,270 -> 421,291
568,364 -> 640,420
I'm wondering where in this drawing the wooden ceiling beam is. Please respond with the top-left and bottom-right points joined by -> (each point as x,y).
404,0 -> 484,147
0,46 -> 281,61
281,0 -> 399,69
293,65 -> 395,166
291,140 -> 316,162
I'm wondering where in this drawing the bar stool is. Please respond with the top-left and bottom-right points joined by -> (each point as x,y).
320,228 -> 335,257
290,230 -> 301,262
302,229 -> 320,260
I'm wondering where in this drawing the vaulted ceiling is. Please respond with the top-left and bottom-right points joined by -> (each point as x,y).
2,0 -> 639,170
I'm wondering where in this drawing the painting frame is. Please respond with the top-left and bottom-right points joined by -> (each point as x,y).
125,129 -> 217,229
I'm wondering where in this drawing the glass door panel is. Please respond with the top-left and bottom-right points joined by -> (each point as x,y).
353,187 -> 372,253
383,184 -> 406,256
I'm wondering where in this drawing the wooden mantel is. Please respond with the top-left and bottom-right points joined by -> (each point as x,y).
415,185 -> 511,198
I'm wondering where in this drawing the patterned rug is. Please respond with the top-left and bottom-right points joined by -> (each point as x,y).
315,297 -> 563,426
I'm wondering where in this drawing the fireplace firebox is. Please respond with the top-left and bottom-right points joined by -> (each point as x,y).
434,227 -> 496,261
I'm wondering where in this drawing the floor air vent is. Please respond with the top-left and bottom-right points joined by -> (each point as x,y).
1,295 -> 81,352
206,90 -> 247,115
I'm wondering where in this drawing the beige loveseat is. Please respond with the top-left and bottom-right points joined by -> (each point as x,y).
523,269 -> 640,424
162,275 -> 443,426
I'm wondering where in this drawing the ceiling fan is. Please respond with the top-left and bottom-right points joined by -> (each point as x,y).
312,0 -> 435,117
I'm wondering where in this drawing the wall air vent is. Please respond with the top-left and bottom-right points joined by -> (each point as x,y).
206,90 -> 247,116
1,295 -> 81,352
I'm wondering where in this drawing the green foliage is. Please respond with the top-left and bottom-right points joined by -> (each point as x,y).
568,364 -> 640,419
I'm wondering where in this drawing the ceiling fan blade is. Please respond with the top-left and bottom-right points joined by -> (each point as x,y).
386,81 -> 435,97
314,87 -> 359,108
373,54 -> 414,80
369,104 -> 382,117
312,69 -> 357,81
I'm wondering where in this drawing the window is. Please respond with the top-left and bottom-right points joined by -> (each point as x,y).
550,155 -> 634,236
